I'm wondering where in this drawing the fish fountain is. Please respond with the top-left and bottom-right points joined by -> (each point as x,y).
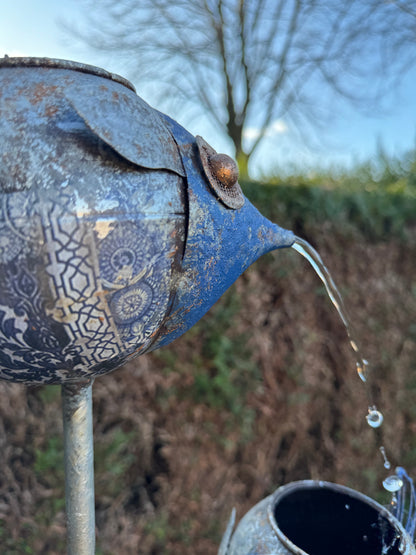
0,56 -> 414,554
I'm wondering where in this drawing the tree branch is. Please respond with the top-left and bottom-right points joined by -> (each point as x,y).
64,0 -> 416,175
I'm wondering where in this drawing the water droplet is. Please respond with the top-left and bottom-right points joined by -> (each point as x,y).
356,362 -> 366,382
366,407 -> 383,428
390,494 -> 398,511
383,475 -> 403,493
380,446 -> 391,470
350,340 -> 359,353
356,359 -> 369,382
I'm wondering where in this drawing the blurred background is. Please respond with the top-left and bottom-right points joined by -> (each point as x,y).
0,1 -> 415,553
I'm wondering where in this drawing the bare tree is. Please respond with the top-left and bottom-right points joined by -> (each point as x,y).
68,0 -> 416,177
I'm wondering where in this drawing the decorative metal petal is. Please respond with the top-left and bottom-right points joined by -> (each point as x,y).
65,82 -> 185,177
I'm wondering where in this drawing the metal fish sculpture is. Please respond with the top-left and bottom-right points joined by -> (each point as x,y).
0,57 -> 294,384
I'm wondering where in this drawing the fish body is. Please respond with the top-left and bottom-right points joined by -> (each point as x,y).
0,58 -> 293,384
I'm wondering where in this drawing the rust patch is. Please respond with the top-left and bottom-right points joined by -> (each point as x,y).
195,135 -> 244,209
168,246 -> 179,259
29,83 -> 58,105
204,256 -> 216,271
0,56 -> 136,91
125,343 -> 147,360
44,104 -> 59,118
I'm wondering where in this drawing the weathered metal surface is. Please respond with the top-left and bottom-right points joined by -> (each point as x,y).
218,508 -> 236,555
66,82 -> 186,176
0,58 -> 185,383
0,56 -> 136,91
223,481 -> 416,554
151,117 -> 294,351
62,381 -> 95,555
0,57 -> 294,384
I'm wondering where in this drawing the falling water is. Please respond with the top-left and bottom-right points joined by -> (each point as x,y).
392,468 -> 416,540
291,236 -> 416,542
291,237 -> 372,385
380,446 -> 391,470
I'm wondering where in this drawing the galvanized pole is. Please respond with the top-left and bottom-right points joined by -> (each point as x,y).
62,380 -> 96,555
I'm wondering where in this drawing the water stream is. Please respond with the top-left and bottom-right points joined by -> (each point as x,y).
292,237 -> 370,385
291,236 -> 415,543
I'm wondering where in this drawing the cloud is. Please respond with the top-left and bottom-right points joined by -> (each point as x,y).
244,127 -> 262,140
269,120 -> 288,135
244,119 -> 288,140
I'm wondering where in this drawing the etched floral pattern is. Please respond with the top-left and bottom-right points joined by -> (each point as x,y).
0,63 -> 184,383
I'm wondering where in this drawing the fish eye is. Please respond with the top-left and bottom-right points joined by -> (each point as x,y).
196,135 -> 245,209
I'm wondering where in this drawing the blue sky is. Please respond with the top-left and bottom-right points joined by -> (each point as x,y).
1,0 -> 415,176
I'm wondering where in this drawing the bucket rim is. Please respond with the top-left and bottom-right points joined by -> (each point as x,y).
0,56 -> 135,92
266,479 -> 415,555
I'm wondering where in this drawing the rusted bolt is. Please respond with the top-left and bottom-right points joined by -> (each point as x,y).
209,153 -> 239,189
196,135 -> 244,209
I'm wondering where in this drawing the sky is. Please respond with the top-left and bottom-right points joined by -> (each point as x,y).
1,0 -> 416,177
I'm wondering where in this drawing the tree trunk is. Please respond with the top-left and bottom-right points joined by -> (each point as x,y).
236,149 -> 250,181
228,120 -> 249,180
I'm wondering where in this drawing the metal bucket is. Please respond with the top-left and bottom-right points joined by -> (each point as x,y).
222,481 -> 416,554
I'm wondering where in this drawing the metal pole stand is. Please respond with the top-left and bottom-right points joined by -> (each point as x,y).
62,380 -> 96,555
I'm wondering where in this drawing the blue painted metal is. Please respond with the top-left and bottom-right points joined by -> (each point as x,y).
151,114 -> 294,350
222,481 -> 416,554
0,57 -> 293,384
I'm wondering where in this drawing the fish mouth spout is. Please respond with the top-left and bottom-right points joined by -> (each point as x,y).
150,178 -> 294,351
259,219 -> 295,253
147,116 -> 295,351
